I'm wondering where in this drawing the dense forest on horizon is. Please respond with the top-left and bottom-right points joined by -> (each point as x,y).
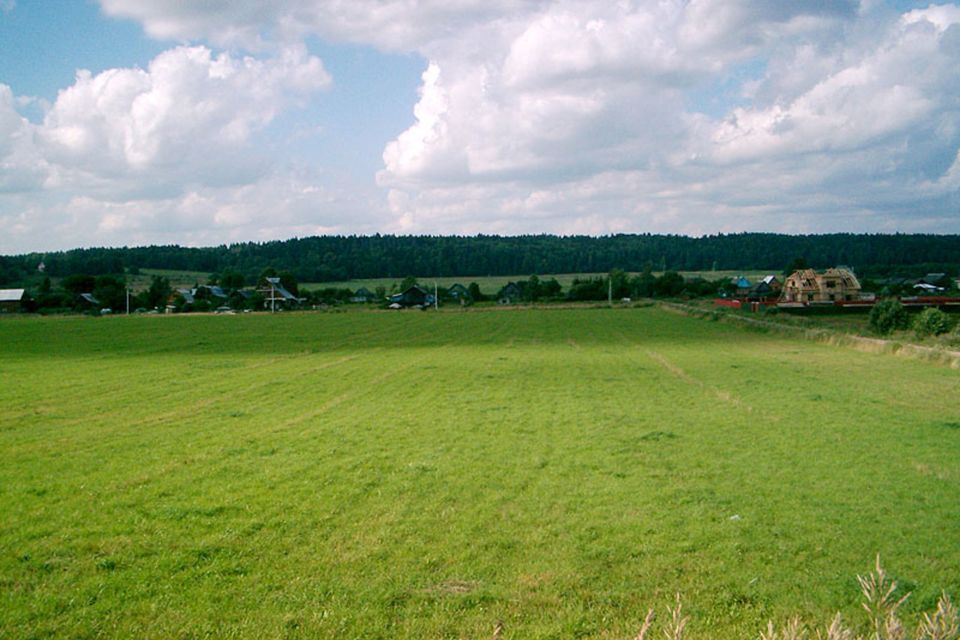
2,233 -> 959,286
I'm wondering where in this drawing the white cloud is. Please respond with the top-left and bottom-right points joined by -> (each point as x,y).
5,1 -> 960,252
38,45 -> 329,190
377,1 -> 960,234
0,44 -> 341,252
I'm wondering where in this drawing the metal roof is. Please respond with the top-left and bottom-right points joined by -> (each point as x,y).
0,289 -> 25,302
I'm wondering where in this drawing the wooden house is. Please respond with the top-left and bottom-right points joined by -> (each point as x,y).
732,276 -> 752,297
497,282 -> 523,304
350,287 -> 376,303
388,285 -> 432,308
781,268 -> 861,303
448,283 -> 471,302
747,275 -> 782,300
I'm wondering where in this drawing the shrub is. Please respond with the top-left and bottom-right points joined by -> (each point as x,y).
914,307 -> 952,339
870,299 -> 910,335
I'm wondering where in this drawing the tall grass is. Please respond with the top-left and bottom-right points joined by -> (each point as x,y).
621,559 -> 958,640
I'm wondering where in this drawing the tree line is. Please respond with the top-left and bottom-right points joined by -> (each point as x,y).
3,233 -> 960,286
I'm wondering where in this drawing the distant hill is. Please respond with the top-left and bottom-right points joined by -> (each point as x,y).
3,233 -> 959,285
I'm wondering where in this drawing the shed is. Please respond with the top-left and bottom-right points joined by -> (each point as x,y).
0,288 -> 26,313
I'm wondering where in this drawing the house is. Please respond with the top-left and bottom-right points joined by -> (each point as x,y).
780,268 -> 862,303
448,283 -> 471,303
920,273 -> 947,285
747,275 -> 781,300
0,288 -> 26,313
350,287 -> 376,303
497,282 -> 523,304
732,276 -> 752,297
173,288 -> 195,305
196,285 -> 229,300
388,285 -> 432,308
258,277 -> 301,310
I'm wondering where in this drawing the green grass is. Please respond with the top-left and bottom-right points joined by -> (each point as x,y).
1,308 -> 958,638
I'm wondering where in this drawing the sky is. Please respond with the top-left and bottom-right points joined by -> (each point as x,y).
1,0 -> 959,253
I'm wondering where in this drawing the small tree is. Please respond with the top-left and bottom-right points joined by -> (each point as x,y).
914,307 -> 952,339
467,282 -> 484,302
869,299 -> 910,335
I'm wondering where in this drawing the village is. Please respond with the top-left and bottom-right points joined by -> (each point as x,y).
2,266 -> 959,316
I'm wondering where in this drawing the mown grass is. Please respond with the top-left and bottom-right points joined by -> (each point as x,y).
1,307 -> 958,638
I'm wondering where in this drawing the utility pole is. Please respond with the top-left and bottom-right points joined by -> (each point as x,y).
126,287 -> 130,315
434,282 -> 439,310
608,277 -> 613,306
271,281 -> 276,313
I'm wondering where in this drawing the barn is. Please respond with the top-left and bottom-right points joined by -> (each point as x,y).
0,289 -> 26,313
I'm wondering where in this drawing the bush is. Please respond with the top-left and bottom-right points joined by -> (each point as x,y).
869,299 -> 910,335
914,307 -> 952,339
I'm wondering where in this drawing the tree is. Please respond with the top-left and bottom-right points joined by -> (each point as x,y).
62,274 -> 96,295
784,257 -> 809,275
399,275 -> 419,291
540,277 -> 562,299
220,271 -> 245,290
630,264 -> 656,298
92,275 -> 127,311
654,271 -> 685,297
277,271 -> 299,296
609,268 -> 630,299
913,307 -> 952,338
525,274 -> 541,302
145,275 -> 171,310
869,299 -> 910,335
467,282 -> 484,301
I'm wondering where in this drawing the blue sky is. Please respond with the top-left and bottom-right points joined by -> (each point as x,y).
0,0 -> 958,252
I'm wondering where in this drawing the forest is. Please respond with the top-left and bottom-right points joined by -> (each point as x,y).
2,233 -> 959,286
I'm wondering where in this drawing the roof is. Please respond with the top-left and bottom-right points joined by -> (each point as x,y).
261,278 -> 298,301
0,289 -> 25,302
499,282 -> 522,295
206,285 -> 228,298
761,275 -> 780,285
354,287 -> 374,296
175,288 -> 195,304
79,293 -> 100,305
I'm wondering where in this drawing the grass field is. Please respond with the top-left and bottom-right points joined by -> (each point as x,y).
300,270 -> 770,295
2,307 -> 959,638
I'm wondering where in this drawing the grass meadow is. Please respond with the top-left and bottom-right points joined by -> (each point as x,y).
1,307 -> 958,638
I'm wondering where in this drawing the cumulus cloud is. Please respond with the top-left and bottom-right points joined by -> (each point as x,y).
377,1 -> 960,234
39,45 -> 329,192
4,1 -> 960,252
0,44 -> 338,251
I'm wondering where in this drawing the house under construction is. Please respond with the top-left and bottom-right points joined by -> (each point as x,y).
780,268 -> 862,303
